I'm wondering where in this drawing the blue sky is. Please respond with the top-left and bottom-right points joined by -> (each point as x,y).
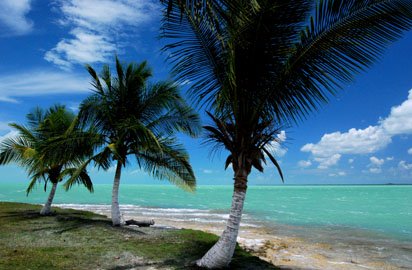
0,0 -> 412,186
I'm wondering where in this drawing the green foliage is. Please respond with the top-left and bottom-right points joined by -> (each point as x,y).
78,56 -> 201,190
0,202 -> 277,269
0,105 -> 95,194
162,0 -> 412,181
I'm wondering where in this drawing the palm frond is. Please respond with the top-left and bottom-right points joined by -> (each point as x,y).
8,123 -> 36,142
135,138 -> 196,191
262,148 -> 284,182
62,167 -> 93,192
26,177 -> 40,195
161,1 -> 229,108
269,0 -> 412,123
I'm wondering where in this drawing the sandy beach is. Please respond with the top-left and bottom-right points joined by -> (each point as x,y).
57,204 -> 410,270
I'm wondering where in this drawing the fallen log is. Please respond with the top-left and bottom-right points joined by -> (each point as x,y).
125,219 -> 155,227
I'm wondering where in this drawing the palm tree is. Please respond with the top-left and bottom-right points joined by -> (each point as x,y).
77,57 -> 201,226
161,0 -> 412,267
0,105 -> 95,215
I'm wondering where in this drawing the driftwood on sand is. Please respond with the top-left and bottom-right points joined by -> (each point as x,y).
125,219 -> 155,227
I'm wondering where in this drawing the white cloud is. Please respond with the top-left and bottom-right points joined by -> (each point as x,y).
386,156 -> 394,161
301,126 -> 391,158
315,154 -> 341,169
380,90 -> 412,135
367,156 -> 384,174
369,167 -> 382,174
302,89 -> 412,169
348,158 -> 354,164
0,70 -> 90,102
408,148 -> 412,155
266,130 -> 287,158
0,0 -> 33,36
398,160 -> 412,170
46,0 -> 159,69
203,169 -> 214,174
298,160 -> 312,168
329,171 -> 346,177
370,156 -> 384,166
45,29 -> 116,70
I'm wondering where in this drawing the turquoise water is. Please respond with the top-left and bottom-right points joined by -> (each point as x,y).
1,183 -> 411,241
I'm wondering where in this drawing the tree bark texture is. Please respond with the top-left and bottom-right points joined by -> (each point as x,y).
40,182 -> 58,215
111,160 -> 122,226
196,168 -> 248,268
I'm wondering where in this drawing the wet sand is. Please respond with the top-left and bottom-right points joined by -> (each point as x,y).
57,204 -> 411,270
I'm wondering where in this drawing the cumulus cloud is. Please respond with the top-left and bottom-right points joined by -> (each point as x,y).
0,0 -> 33,36
301,126 -> 391,158
0,70 -> 90,102
301,89 -> 412,169
298,160 -> 312,168
369,167 -> 382,174
266,130 -> 288,158
367,156 -> 385,174
329,171 -> 346,177
380,90 -> 412,135
398,161 -> 412,170
314,154 -> 341,169
408,148 -> 412,155
370,156 -> 384,166
45,0 -> 159,69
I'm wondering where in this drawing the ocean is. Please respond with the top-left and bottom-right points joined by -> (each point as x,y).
1,183 -> 411,269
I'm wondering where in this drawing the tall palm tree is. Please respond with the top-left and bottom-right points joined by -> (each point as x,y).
0,105 -> 95,215
76,57 -> 201,226
161,0 -> 412,267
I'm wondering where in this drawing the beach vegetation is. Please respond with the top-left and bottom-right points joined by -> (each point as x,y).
74,56 -> 201,226
0,105 -> 96,215
0,202 -> 277,269
161,0 -> 412,267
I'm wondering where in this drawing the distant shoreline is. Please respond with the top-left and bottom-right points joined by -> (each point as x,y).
1,182 -> 411,186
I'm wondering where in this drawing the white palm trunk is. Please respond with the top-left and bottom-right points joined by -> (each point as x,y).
196,184 -> 247,268
40,182 -> 58,215
111,160 -> 122,226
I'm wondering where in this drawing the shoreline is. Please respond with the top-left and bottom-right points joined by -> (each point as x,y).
56,203 -> 411,270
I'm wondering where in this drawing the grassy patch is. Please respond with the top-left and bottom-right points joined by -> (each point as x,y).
0,202 -> 278,269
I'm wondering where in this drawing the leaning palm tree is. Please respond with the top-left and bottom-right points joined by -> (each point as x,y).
75,57 -> 201,226
0,105 -> 95,215
161,0 -> 412,267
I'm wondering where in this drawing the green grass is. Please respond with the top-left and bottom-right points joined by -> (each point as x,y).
0,202 -> 278,269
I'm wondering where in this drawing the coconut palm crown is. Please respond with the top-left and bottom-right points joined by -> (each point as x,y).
76,57 -> 201,226
0,105 -> 95,215
161,0 -> 412,268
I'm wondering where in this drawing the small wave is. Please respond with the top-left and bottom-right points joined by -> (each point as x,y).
136,211 -> 229,219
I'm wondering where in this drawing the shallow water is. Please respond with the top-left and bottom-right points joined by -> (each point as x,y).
1,183 -> 412,269
56,203 -> 412,269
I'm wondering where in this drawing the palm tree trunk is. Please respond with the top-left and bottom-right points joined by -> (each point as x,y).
111,160 -> 122,226
40,182 -> 58,215
196,167 -> 249,268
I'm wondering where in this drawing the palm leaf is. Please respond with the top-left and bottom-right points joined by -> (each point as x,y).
268,0 -> 412,123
